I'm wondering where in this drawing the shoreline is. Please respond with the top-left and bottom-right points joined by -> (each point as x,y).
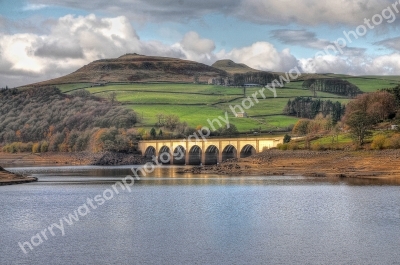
180,149 -> 400,179
0,166 -> 37,186
1,149 -> 400,184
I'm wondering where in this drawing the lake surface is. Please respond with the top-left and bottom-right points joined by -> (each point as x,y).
1,165 -> 400,265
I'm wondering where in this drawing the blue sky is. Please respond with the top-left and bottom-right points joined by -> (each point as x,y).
1,0 -> 400,87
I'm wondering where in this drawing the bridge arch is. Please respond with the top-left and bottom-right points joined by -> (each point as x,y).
159,146 -> 172,164
222,145 -> 237,162
188,145 -> 202,165
240,144 -> 256,158
144,146 -> 156,158
172,145 -> 186,165
205,145 -> 219,165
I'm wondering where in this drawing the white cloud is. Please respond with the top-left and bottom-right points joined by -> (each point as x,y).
0,14 -> 185,87
216,42 -> 298,72
180,31 -> 215,54
299,53 -> 400,76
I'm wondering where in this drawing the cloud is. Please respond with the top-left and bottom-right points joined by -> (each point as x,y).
0,14 -> 185,87
272,29 -> 366,57
216,42 -> 298,72
29,0 -> 240,23
299,52 -> 400,76
23,4 -> 48,11
29,0 -> 400,26
34,40 -> 84,59
272,30 -> 332,50
374,36 -> 400,51
181,31 -> 215,54
235,0 -> 397,26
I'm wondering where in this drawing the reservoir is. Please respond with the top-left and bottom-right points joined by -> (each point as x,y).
1,166 -> 400,265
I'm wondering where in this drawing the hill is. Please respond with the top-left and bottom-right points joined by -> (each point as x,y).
212,59 -> 261,74
28,54 -> 228,86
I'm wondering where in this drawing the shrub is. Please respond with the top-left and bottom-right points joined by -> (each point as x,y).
311,142 -> 325,151
277,143 -> 288,150
288,142 -> 299,150
390,134 -> 400,149
32,143 -> 40,153
283,134 -> 291,143
40,141 -> 49,153
371,134 -> 389,150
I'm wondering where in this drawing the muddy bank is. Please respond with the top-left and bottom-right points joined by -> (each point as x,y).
181,149 -> 400,179
0,166 -> 37,185
0,152 -> 147,166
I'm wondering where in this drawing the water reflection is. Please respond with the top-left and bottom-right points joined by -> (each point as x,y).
6,165 -> 400,186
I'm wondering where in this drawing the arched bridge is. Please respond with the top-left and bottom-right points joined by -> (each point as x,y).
138,137 -> 283,165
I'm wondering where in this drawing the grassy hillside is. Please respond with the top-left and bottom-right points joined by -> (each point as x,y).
56,81 -> 357,132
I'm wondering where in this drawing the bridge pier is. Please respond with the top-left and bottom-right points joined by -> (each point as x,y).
185,151 -> 189,165
201,153 -> 206,166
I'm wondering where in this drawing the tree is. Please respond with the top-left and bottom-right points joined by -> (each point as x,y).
343,110 -> 374,145
219,124 -> 239,137
150,127 -> 157,139
283,134 -> 291,143
108,91 -> 117,106
158,129 -> 163,137
292,119 -> 310,136
156,114 -> 165,127
164,115 -> 180,130
346,92 -> 396,123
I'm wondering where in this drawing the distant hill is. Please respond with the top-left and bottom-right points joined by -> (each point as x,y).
28,54 -> 228,87
212,59 -> 260,74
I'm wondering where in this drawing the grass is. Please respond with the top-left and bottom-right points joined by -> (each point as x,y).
56,77 -> 397,133
129,104 -> 269,131
69,83 -> 244,95
97,91 -> 239,105
341,77 -> 400,93
311,134 -> 353,145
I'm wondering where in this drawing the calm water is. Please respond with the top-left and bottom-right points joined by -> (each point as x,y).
1,166 -> 400,265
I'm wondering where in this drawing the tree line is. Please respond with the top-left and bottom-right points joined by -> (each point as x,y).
284,97 -> 345,123
232,72 -> 280,86
302,78 -> 362,97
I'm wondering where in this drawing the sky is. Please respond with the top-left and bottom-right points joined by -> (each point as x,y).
1,0 -> 400,87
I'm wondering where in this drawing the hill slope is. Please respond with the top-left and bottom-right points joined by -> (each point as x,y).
30,54 -> 228,86
212,59 -> 261,74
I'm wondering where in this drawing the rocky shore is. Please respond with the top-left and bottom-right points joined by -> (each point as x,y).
180,149 -> 400,179
0,166 -> 37,185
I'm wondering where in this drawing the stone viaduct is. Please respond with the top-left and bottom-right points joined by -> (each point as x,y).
138,137 -> 283,165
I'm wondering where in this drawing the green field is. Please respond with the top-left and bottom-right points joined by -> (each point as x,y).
341,77 -> 400,93
59,76 -> 397,132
